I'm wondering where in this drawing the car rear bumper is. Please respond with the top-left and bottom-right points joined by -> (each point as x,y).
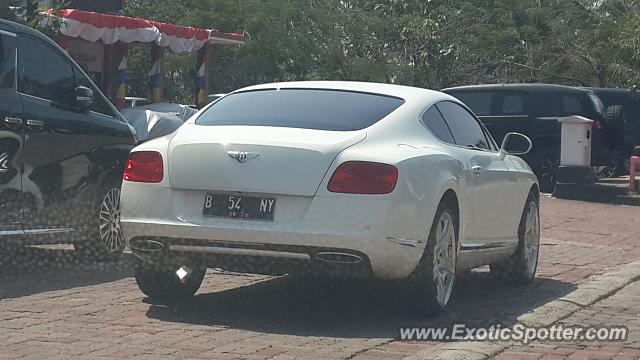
120,184 -> 429,279
127,236 -> 375,277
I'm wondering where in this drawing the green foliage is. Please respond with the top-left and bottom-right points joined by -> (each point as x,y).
1,0 -> 68,36
5,0 -> 640,101
5,0 -> 626,103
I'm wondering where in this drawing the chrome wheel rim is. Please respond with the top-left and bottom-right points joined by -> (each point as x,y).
99,188 -> 123,253
523,201 -> 540,276
432,211 -> 456,307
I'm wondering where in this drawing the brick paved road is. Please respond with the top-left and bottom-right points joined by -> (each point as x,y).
494,280 -> 640,360
1,196 -> 639,359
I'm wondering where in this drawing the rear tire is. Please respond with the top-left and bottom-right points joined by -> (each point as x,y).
134,260 -> 206,303
490,191 -> 540,284
407,199 -> 458,315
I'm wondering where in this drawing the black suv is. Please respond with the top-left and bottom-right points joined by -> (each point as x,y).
442,84 -> 613,192
0,20 -> 136,257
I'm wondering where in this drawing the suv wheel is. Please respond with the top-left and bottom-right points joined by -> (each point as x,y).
134,260 -> 206,302
74,185 -> 124,259
535,155 -> 559,193
605,104 -> 625,130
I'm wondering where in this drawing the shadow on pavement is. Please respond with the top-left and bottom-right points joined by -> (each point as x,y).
0,245 -> 133,299
145,270 -> 577,339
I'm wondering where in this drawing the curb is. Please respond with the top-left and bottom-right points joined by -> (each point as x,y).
517,259 -> 640,327
406,259 -> 640,360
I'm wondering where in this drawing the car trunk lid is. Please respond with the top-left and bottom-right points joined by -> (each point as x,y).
168,124 -> 366,196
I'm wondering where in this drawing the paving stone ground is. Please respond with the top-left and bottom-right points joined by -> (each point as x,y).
0,196 -> 639,359
493,280 -> 640,360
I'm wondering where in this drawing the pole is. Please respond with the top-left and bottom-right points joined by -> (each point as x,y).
148,44 -> 164,104
115,43 -> 128,109
196,45 -> 209,109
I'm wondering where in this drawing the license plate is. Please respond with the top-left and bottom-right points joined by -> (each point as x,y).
202,194 -> 275,220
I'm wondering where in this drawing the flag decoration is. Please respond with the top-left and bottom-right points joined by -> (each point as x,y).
196,48 -> 209,109
148,46 -> 163,103
45,9 -> 243,53
115,47 -> 128,109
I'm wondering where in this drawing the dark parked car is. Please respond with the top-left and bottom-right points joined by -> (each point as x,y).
442,84 -> 614,192
0,20 -> 137,257
586,87 -> 640,167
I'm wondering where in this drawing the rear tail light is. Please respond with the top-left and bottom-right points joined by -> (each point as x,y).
123,151 -> 164,183
327,161 -> 398,194
592,120 -> 601,129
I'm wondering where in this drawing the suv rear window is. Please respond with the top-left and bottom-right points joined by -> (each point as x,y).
195,89 -> 405,131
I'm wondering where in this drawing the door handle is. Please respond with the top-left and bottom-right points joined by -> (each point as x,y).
471,165 -> 483,174
4,117 -> 22,129
26,119 -> 45,131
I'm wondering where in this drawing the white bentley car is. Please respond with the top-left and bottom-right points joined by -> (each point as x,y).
120,81 -> 540,312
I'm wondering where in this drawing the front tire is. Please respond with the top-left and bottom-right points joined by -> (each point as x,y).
490,192 -> 540,284
408,199 -> 458,314
134,260 -> 206,303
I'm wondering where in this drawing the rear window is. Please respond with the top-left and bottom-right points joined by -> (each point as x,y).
447,91 -> 492,115
195,89 -> 405,131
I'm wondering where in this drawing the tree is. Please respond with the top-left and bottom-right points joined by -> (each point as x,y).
118,0 -> 640,102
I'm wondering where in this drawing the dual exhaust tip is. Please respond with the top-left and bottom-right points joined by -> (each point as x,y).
130,239 -> 362,265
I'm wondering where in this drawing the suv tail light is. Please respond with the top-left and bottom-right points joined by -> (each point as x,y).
592,120 -> 601,129
123,151 -> 164,183
327,161 -> 398,194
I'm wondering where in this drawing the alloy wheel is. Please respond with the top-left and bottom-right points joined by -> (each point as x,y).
99,188 -> 123,253
432,211 -> 456,307
523,201 -> 540,276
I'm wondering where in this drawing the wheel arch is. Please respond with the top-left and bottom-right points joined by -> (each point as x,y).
422,187 -> 461,253
439,188 -> 461,251
530,183 -> 540,200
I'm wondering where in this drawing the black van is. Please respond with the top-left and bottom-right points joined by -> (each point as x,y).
443,84 -> 614,192
0,20 -> 136,257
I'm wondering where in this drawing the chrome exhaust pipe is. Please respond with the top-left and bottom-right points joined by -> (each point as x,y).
315,252 -> 362,264
130,239 -> 165,253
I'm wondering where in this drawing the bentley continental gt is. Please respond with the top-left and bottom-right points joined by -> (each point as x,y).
120,81 -> 540,312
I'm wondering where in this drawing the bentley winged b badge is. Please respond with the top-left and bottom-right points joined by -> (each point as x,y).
227,151 -> 260,163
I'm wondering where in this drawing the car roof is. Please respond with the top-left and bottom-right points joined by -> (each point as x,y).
443,83 -> 593,94
0,19 -> 49,38
584,87 -> 631,95
0,19 -> 71,55
235,81 -> 449,102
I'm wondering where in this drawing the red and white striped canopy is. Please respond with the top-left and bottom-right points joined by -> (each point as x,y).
47,9 -> 244,53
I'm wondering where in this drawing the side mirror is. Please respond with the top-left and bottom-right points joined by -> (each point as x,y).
75,86 -> 93,111
500,132 -> 532,158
